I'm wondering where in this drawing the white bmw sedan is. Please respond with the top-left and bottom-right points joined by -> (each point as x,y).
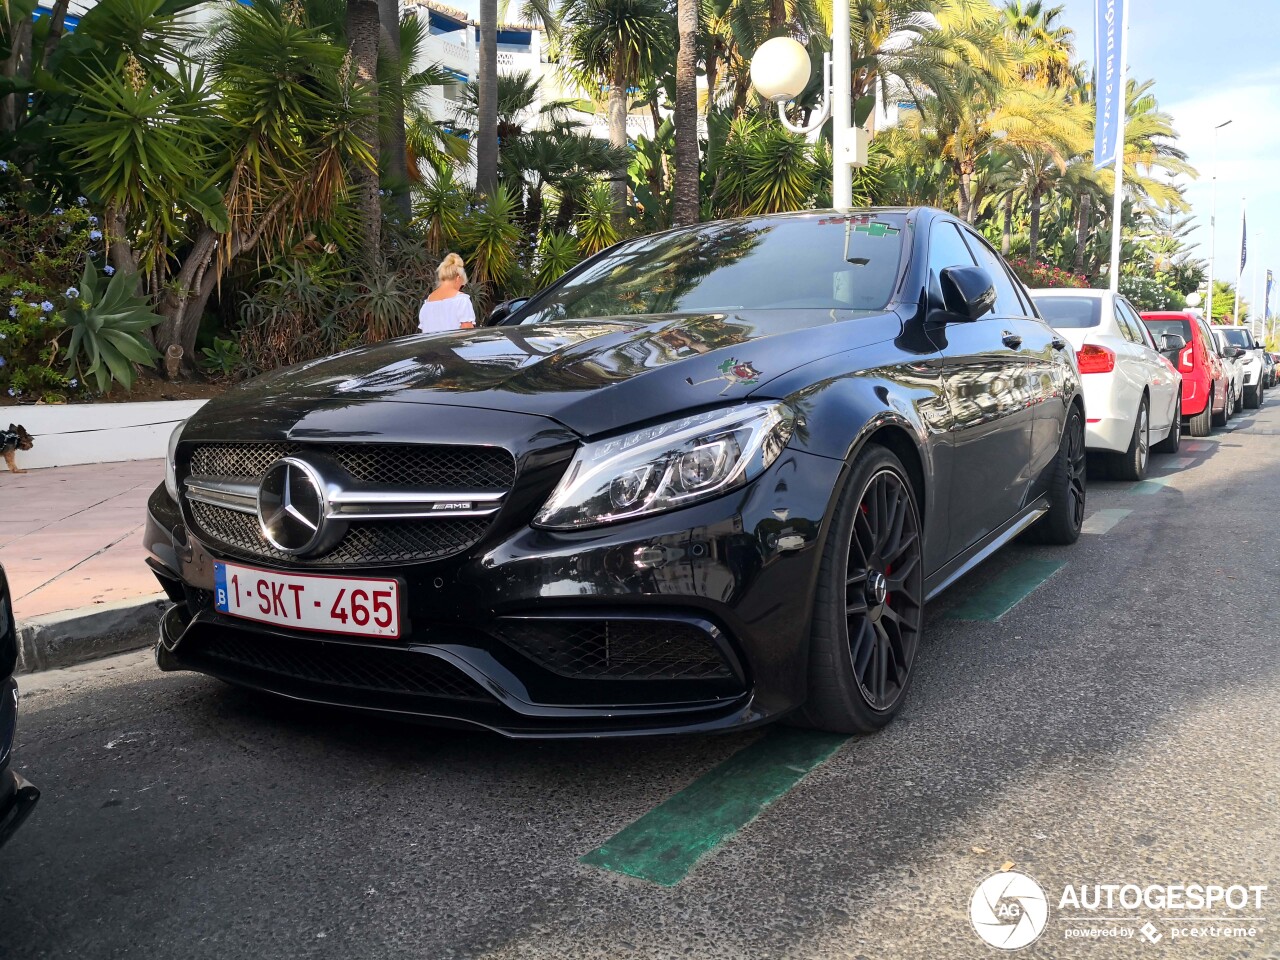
1031,288 -> 1182,481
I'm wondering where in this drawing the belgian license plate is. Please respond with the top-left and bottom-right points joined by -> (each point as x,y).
213,561 -> 401,639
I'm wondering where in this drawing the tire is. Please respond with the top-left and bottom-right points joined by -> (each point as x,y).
1212,387 -> 1229,427
1025,404 -> 1086,546
798,445 -> 924,734
1246,385 -> 1260,409
1153,393 -> 1182,454
1109,396 -> 1150,481
1189,394 -> 1212,437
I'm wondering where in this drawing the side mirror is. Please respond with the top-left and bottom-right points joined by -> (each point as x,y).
1228,346 -> 1246,359
938,266 -> 996,321
486,297 -> 529,326
1158,333 -> 1186,352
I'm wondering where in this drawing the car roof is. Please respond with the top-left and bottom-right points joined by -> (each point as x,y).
1028,288 -> 1108,299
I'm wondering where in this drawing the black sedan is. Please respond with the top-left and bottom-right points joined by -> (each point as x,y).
1,563 -> 39,847
144,207 -> 1085,736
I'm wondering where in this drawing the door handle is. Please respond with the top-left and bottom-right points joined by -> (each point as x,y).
1050,336 -> 1067,351
1001,331 -> 1023,349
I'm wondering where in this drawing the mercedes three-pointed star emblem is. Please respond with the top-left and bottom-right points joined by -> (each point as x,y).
257,457 -> 329,555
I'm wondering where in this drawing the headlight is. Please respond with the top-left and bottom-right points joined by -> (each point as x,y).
534,403 -> 795,530
164,420 -> 186,502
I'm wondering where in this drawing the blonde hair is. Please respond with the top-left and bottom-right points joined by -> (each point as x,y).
436,252 -> 467,287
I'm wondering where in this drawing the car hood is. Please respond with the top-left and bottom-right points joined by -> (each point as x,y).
222,309 -> 899,436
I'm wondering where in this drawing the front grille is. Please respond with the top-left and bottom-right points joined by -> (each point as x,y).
190,499 -> 489,567
182,441 -> 514,566
189,442 -> 515,489
193,632 -> 489,701
493,619 -> 733,681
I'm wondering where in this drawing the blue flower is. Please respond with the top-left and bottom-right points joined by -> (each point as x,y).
0,333 -> 6,339
0,160 -> 8,171
88,249 -> 98,258
65,287 -> 79,299
7,306 -> 15,318
12,290 -> 21,297
70,378 -> 78,388
103,265 -> 114,275
40,301 -> 53,313
76,196 -> 88,206
53,206 -> 64,216
89,229 -> 103,241
88,215 -> 99,226
0,357 -> 6,368
6,388 -> 13,397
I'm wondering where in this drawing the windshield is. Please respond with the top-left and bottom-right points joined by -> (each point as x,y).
1217,327 -> 1254,348
517,215 -> 906,324
1032,296 -> 1101,328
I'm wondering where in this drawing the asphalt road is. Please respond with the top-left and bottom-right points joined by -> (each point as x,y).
3,403 -> 1279,960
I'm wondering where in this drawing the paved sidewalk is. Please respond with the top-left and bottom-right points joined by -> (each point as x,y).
0,459 -> 164,620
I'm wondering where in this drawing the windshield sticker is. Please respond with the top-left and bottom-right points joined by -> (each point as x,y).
817,214 -> 901,238
686,357 -> 762,394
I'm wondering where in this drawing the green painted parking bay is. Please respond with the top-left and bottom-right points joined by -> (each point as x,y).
580,728 -> 847,886
1082,508 -> 1131,535
1130,474 -> 1177,494
943,558 -> 1067,621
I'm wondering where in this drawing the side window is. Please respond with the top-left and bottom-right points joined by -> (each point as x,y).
929,222 -> 977,275
1124,303 -> 1156,349
961,232 -> 1026,318
1113,301 -> 1143,344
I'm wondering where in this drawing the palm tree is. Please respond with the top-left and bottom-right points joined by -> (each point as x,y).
346,0 -> 382,258
476,0 -> 499,194
673,0 -> 699,226
563,0 -> 673,223
1000,0 -> 1074,88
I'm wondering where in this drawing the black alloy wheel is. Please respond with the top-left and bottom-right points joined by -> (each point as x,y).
799,446 -> 924,733
1026,404 -> 1086,545
844,468 -> 924,713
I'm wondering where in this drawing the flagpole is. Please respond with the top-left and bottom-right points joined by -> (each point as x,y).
1251,233 -> 1263,339
1107,7 -> 1130,294
1233,198 -> 1245,323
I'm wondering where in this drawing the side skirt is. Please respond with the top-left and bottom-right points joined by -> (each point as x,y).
923,499 -> 1050,603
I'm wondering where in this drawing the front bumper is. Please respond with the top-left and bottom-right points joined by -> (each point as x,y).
145,448 -> 845,738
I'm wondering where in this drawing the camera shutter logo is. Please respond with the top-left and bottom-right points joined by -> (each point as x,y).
970,871 -> 1049,950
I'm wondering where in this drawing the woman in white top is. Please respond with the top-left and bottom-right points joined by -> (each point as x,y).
418,252 -> 477,334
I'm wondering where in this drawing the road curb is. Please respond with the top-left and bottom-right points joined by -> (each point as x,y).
16,594 -> 167,674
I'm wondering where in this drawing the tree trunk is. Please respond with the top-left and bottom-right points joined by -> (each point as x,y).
673,0 -> 699,227
954,161 -> 973,224
1074,192 -> 1091,277
1028,182 -> 1043,263
377,0 -> 411,222
704,47 -> 718,116
524,182 -> 543,239
347,0 -> 382,260
475,0 -> 499,194
607,55 -> 628,227
1001,193 -> 1013,256
0,17 -> 31,136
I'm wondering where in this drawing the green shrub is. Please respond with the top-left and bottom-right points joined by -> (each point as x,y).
199,337 -> 244,377
534,231 -> 580,288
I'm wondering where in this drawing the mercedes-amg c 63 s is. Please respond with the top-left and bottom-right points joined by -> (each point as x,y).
145,207 -> 1085,737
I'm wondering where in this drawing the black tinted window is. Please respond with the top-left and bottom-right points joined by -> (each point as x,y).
518,215 -> 907,323
1033,296 -> 1101,328
1117,300 -> 1155,348
962,233 -> 1027,317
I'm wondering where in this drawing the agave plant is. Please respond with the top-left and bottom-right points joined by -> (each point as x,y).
414,168 -> 468,255
61,261 -> 163,392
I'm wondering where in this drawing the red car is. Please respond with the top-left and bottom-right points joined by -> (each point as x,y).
1141,311 -> 1229,436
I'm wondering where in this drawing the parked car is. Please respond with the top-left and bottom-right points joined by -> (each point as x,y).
1212,325 -> 1267,408
1261,350 -> 1275,389
1141,311 -> 1230,436
1,563 -> 39,849
1210,327 -> 1246,421
144,207 -> 1085,736
1032,289 -> 1182,478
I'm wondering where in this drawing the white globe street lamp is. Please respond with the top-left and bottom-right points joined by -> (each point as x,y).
748,7 -> 867,208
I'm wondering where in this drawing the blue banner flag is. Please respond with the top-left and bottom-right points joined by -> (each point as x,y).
1093,0 -> 1127,169
1240,211 -> 1248,272
1267,269 -> 1273,321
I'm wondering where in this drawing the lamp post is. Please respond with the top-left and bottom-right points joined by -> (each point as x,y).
1205,118 -> 1233,321
749,16 -> 867,208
